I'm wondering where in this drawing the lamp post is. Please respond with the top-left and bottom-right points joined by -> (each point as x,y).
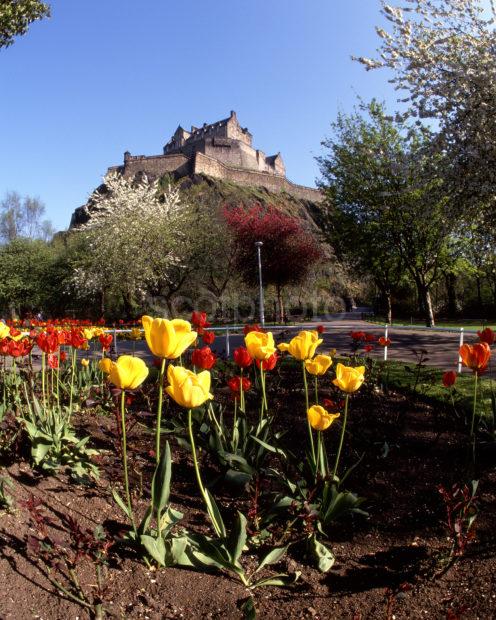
255,241 -> 265,326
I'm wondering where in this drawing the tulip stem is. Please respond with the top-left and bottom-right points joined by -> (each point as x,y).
41,352 -> 46,410
240,368 -> 245,412
155,358 -> 166,464
470,372 -> 479,438
302,362 -> 316,465
333,394 -> 349,483
259,365 -> 267,423
120,390 -> 136,533
188,408 -> 222,537
68,348 -> 76,418
314,376 -> 319,405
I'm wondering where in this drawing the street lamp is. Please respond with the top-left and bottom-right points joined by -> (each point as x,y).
255,241 -> 265,326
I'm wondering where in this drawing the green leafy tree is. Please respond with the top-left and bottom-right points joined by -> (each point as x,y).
318,101 -> 459,326
0,0 -> 50,48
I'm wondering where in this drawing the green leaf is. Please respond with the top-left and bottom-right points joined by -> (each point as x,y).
140,534 -> 166,566
310,534 -> 335,573
152,441 -> 172,516
239,595 -> 256,620
250,572 -> 301,588
112,488 -> 131,519
31,439 -> 52,464
254,544 -> 289,574
204,489 -> 226,537
226,512 -> 247,564
250,435 -> 286,458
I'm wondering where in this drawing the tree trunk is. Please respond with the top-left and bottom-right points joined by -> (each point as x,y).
276,284 -> 285,323
415,279 -> 435,327
476,276 -> 482,309
445,272 -> 458,317
385,292 -> 392,324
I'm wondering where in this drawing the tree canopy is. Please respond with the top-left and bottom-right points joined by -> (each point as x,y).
0,0 -> 50,48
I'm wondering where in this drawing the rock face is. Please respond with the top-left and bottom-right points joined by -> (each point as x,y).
69,111 -> 324,228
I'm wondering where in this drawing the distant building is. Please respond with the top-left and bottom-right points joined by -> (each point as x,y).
108,111 -> 322,203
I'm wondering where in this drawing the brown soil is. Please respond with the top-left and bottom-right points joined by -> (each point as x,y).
0,375 -> 495,620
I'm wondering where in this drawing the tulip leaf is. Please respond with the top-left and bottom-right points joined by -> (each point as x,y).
239,595 -> 256,620
112,488 -> 132,519
254,544 -> 289,574
250,572 -> 301,589
140,534 -> 166,566
152,441 -> 172,516
310,534 -> 335,573
204,489 -> 226,537
250,435 -> 287,459
226,511 -> 247,564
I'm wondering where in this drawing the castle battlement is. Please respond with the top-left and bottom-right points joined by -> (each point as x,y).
109,111 -> 322,203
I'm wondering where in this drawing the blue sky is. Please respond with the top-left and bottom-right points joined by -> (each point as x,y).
0,0 -> 394,230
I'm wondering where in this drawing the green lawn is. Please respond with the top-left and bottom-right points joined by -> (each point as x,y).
379,359 -> 495,420
367,318 -> 496,331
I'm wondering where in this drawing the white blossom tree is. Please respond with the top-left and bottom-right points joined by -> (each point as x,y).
72,173 -> 185,316
356,0 -> 496,209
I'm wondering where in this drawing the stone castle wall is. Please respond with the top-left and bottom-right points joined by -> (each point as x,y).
109,153 -> 191,179
193,152 -> 323,202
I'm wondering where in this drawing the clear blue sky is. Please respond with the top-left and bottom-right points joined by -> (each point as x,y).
0,0 -> 394,231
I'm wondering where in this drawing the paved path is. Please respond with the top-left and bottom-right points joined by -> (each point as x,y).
104,319 -> 491,378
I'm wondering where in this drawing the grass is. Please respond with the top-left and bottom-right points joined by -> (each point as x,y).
367,318 -> 496,332
378,359 -> 495,421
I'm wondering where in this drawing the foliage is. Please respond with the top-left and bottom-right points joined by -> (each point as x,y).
318,101 -> 462,326
0,191 -> 54,242
0,0 -> 50,48
224,203 -> 324,320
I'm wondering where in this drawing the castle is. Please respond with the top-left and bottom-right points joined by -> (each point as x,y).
107,111 -> 322,203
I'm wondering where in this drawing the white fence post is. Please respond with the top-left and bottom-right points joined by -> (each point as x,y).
384,324 -> 389,361
225,327 -> 230,358
457,327 -> 464,374
113,328 -> 118,356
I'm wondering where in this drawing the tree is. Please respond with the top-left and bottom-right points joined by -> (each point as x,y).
71,173 -> 184,317
0,0 -> 50,48
0,191 -> 54,242
223,204 -> 323,322
356,0 -> 496,211
318,101 -> 459,326
0,237 -> 53,317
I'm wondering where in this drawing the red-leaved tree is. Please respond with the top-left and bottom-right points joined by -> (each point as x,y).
223,204 -> 323,321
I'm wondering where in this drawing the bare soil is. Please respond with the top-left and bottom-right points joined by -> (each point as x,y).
0,375 -> 495,620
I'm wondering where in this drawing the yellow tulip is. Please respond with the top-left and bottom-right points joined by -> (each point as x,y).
332,363 -> 365,393
142,316 -> 197,359
307,405 -> 340,431
108,355 -> 149,390
277,330 -> 323,361
130,327 -> 142,340
93,327 -> 105,337
0,323 -> 9,339
305,354 -> 333,376
99,357 -> 112,374
82,328 -> 95,340
81,358 -> 90,367
244,331 -> 276,361
166,365 -> 213,409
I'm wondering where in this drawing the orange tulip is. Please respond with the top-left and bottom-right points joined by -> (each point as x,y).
459,342 -> 491,374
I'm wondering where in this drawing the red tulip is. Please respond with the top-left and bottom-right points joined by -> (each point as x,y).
233,346 -> 253,368
47,353 -> 59,369
378,337 -> 392,347
477,328 -> 495,346
243,324 -> 262,335
99,333 -> 113,351
363,344 -> 374,353
36,332 -> 59,354
60,351 -> 67,363
350,330 -> 366,341
364,333 -> 376,342
459,342 -> 491,374
202,331 -> 215,345
191,311 -> 210,329
442,370 -> 457,387
228,376 -> 251,394
191,346 -> 217,370
256,352 -> 278,371
316,325 -> 325,334
67,330 -> 87,349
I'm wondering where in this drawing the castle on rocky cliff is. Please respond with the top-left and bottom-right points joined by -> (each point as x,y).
107,111 -> 322,202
